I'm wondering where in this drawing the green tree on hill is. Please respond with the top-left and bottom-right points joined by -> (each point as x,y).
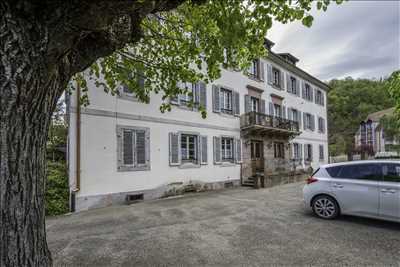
328,76 -> 395,158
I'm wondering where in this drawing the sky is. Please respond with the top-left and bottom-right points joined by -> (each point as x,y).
268,0 -> 399,82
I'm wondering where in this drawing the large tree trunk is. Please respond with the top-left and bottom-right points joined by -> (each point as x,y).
0,3 -> 66,266
0,0 -> 189,265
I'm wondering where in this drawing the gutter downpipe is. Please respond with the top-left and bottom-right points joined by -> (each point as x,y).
75,83 -> 81,192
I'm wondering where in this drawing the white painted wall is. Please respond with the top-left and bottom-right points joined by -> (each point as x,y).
68,56 -> 329,205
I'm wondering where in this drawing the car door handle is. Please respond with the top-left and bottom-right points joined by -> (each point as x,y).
333,183 -> 343,188
381,188 -> 396,194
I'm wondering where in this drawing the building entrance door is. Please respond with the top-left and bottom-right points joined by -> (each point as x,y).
251,140 -> 264,176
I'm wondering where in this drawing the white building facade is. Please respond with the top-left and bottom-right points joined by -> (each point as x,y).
67,39 -> 329,211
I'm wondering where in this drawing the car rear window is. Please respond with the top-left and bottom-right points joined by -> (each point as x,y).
326,166 -> 342,178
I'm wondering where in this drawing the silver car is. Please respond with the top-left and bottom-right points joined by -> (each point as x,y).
303,160 -> 400,222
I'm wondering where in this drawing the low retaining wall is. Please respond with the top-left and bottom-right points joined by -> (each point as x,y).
252,171 -> 310,189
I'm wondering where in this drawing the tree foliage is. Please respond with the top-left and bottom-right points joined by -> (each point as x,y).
328,76 -> 395,156
73,0 -> 343,118
387,70 -> 400,120
45,161 -> 69,216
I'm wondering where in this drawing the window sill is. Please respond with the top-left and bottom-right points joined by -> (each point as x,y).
220,161 -> 236,167
248,75 -> 263,83
117,93 -> 140,102
217,112 -> 240,119
117,165 -> 151,172
179,163 -> 201,169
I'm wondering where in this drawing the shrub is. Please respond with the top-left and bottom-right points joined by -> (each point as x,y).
46,161 -> 69,216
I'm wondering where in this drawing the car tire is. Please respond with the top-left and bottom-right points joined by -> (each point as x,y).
312,195 -> 339,220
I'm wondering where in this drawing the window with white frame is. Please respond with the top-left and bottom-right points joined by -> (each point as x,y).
293,143 -> 301,160
290,77 -> 297,94
248,59 -> 261,79
272,67 -> 281,87
305,144 -> 313,161
220,88 -> 233,114
319,145 -> 324,161
315,90 -> 324,106
119,72 -> 145,100
221,137 -> 234,161
180,134 -> 198,164
318,117 -> 325,133
117,126 -> 150,171
274,104 -> 282,118
304,83 -> 313,101
304,113 -> 314,131
251,96 -> 260,112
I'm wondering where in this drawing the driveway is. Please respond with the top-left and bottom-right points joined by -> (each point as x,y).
47,182 -> 400,266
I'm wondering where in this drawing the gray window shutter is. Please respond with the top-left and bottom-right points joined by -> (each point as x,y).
311,115 -> 315,131
235,139 -> 242,163
123,130 -> 134,165
260,99 -> 266,114
135,130 -> 146,165
213,136 -> 221,164
310,87 -> 314,102
117,129 -> 123,170
280,70 -> 285,90
304,144 -> 308,160
310,145 -> 313,160
233,91 -> 240,116
298,111 -> 302,129
259,61 -> 265,81
269,102 -> 274,116
212,85 -> 220,113
299,143 -> 303,160
321,92 -> 325,106
286,73 -> 291,93
200,135 -> 208,165
169,132 -> 180,166
282,106 -> 286,119
199,82 -> 207,109
267,64 -> 273,85
303,113 -> 307,130
302,81 -> 306,99
296,78 -> 301,96
244,95 -> 251,113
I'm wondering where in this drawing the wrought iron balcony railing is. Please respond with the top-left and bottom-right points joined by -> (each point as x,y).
240,111 -> 300,133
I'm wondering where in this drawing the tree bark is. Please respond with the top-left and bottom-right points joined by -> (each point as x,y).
0,0 -> 194,265
0,3 -> 67,266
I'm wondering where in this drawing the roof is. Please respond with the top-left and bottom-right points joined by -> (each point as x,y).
364,107 -> 395,122
266,51 -> 331,91
277,53 -> 299,64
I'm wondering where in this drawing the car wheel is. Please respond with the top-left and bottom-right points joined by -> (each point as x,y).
312,195 -> 339,219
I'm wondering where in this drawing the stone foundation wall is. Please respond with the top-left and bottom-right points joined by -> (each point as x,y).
74,179 -> 241,212
252,171 -> 310,189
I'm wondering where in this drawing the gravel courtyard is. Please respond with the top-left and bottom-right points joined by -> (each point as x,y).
47,182 -> 400,266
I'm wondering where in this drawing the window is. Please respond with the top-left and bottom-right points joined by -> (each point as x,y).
272,67 -> 281,87
318,117 -> 325,133
248,59 -> 261,79
119,73 -> 145,101
221,137 -> 234,161
180,134 -> 198,164
305,113 -> 314,130
251,97 -> 259,112
319,145 -> 324,161
274,104 -> 282,118
220,88 -> 233,114
304,83 -> 313,101
274,142 -> 285,159
117,126 -> 150,171
326,166 -> 342,178
293,143 -> 300,160
315,90 -> 324,106
382,163 -> 400,182
338,164 -> 381,181
305,144 -> 313,161
251,141 -> 263,159
291,77 -> 297,94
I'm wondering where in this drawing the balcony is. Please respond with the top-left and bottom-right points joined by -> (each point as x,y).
240,112 -> 300,137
